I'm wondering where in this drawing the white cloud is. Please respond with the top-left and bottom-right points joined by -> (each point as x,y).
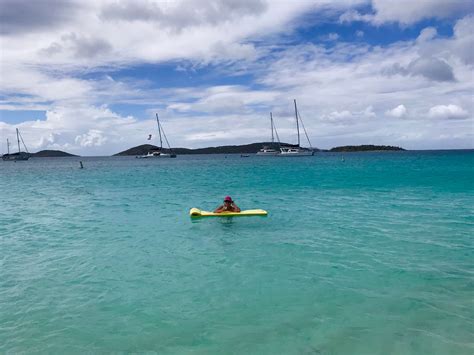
168,85 -> 279,114
75,129 -> 108,147
386,105 -> 407,118
37,132 -> 60,149
339,9 -> 373,23
99,0 -> 269,29
417,27 -> 437,42
451,14 -> 474,65
340,0 -> 473,25
320,32 -> 340,41
363,106 -> 376,118
327,110 -> 352,121
0,0 -> 81,35
428,105 -> 469,120
0,1 -> 318,71
371,0 -> 472,25
409,57 -> 455,82
323,106 -> 376,123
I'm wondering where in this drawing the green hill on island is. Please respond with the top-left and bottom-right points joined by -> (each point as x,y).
33,150 -> 78,157
2,150 -> 77,158
114,142 -> 304,156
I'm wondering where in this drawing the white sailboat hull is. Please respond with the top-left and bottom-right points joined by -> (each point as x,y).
279,152 -> 314,156
279,148 -> 314,156
256,150 -> 280,156
137,152 -> 176,158
2,153 -> 29,161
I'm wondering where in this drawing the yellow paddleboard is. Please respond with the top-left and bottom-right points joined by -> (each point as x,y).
190,208 -> 268,218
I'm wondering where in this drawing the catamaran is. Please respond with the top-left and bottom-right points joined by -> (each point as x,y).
138,113 -> 176,158
257,112 -> 281,156
279,100 -> 314,156
2,128 -> 30,161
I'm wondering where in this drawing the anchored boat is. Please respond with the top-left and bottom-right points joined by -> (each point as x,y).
2,128 -> 30,161
279,100 -> 314,156
257,112 -> 281,156
138,113 -> 176,158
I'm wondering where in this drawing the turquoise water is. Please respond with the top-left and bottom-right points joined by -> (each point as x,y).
1,151 -> 473,354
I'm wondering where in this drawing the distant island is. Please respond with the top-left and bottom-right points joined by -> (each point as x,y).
31,150 -> 78,157
2,150 -> 77,159
329,145 -> 405,152
114,142 -> 304,156
114,143 -> 405,156
0,150 -> 79,158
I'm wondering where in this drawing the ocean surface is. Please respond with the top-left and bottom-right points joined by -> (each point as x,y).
1,151 -> 473,354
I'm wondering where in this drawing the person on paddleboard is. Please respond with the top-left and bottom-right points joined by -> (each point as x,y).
214,196 -> 241,213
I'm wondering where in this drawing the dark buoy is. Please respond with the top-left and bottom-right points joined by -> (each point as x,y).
79,161 -> 84,169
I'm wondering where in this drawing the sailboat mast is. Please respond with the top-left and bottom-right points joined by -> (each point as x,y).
270,112 -> 274,143
18,130 -> 29,153
294,99 -> 300,147
156,113 -> 163,150
16,128 -> 21,153
7,138 -> 10,155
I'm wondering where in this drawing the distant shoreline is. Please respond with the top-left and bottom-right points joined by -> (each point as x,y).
3,146 -> 473,159
328,145 -> 404,152
114,143 -> 405,156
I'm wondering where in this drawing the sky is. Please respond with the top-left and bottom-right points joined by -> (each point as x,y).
0,0 -> 473,155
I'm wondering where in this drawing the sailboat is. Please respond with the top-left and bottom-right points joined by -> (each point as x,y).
279,100 -> 314,156
138,113 -> 176,158
2,128 -> 30,161
256,112 -> 280,156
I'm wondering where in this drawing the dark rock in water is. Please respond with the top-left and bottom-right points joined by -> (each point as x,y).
329,145 -> 405,152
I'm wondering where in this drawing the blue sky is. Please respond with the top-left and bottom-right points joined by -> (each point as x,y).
0,0 -> 473,155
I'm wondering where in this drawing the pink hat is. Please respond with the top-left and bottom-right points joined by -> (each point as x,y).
224,196 -> 233,202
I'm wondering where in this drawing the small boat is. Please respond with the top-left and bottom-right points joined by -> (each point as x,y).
139,151 -> 176,158
240,154 -> 250,158
279,146 -> 314,156
279,100 -> 314,156
2,129 -> 30,161
138,113 -> 177,158
257,112 -> 280,156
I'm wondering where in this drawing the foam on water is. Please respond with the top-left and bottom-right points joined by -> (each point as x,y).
1,151 -> 473,353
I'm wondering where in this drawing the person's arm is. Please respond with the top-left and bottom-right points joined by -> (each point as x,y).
232,203 -> 241,212
214,205 -> 225,213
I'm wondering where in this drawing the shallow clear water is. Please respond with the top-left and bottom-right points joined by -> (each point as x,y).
1,151 -> 473,354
